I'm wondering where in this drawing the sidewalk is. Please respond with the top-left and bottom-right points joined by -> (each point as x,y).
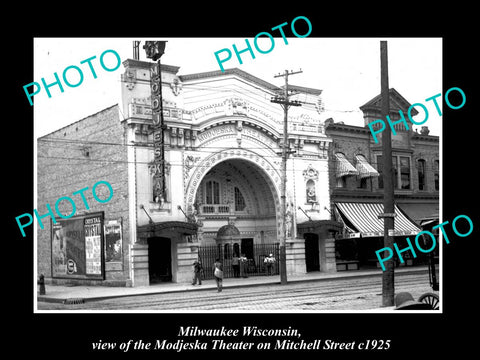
37,266 -> 428,304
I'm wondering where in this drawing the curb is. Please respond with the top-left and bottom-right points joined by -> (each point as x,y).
37,267 -> 429,304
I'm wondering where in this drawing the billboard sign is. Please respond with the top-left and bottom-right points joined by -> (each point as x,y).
51,212 -> 104,279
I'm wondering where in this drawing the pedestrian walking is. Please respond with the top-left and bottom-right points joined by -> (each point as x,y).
192,260 -> 203,285
264,253 -> 276,275
239,254 -> 248,278
232,253 -> 240,278
213,258 -> 223,292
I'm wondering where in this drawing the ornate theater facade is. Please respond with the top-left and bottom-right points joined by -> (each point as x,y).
121,59 -> 339,286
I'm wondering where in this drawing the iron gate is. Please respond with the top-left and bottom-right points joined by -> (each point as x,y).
198,243 -> 279,280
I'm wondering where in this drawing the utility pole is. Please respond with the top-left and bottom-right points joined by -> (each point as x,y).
379,41 -> 395,306
271,69 -> 302,285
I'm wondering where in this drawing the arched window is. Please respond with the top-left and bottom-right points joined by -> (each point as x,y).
418,159 -> 426,190
399,156 -> 411,189
233,243 -> 240,257
224,243 -> 231,259
205,180 -> 220,204
434,160 -> 439,191
234,187 -> 246,211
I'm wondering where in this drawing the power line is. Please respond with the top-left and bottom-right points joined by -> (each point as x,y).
36,154 -> 334,171
37,136 -> 331,152
270,69 -> 304,286
37,138 -> 437,169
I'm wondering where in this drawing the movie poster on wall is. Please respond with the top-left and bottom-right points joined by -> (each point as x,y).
51,212 -> 104,279
104,219 -> 122,263
85,215 -> 103,275
51,222 -> 67,277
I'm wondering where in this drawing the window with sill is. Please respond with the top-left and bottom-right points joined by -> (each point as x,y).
357,177 -> 368,189
399,156 -> 411,190
205,180 -> 220,205
418,159 -> 426,190
336,176 -> 347,188
234,187 -> 246,211
377,155 -> 411,190
434,160 -> 439,191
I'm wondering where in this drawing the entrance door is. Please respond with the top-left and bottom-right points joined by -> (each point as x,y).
148,237 -> 172,283
305,233 -> 320,272
241,238 -> 254,259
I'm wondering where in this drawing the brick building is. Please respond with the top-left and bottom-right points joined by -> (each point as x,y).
325,88 -> 439,270
37,104 -> 131,285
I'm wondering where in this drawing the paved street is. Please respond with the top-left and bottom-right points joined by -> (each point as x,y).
38,272 -> 436,311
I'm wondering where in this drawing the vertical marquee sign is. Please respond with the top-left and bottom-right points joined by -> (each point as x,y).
144,41 -> 168,204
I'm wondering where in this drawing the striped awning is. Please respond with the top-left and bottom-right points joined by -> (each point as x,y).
355,154 -> 379,179
335,153 -> 359,178
335,202 -> 421,238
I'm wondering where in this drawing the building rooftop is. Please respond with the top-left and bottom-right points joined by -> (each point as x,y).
359,88 -> 419,116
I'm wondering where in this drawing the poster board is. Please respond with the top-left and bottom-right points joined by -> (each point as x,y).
51,212 -> 105,280
104,219 -> 123,263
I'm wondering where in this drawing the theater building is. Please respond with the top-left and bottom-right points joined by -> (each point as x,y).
37,57 -> 339,287
325,88 -> 439,270
122,60 -> 337,286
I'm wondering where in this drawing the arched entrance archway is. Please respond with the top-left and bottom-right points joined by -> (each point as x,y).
185,148 -> 282,241
189,152 -> 282,278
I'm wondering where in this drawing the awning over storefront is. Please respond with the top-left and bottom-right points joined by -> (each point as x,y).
335,202 -> 421,238
334,153 -> 359,178
355,154 -> 379,179
397,203 -> 439,226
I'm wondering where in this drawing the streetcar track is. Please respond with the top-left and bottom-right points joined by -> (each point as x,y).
46,273 -> 432,311
68,281 -> 382,309
168,283 -> 429,311
55,278 -> 428,310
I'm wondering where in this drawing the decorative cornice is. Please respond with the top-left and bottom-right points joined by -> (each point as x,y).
325,122 -> 439,142
179,68 -> 281,92
282,84 -> 323,96
122,59 -> 180,74
359,88 -> 418,116
325,122 -> 370,135
412,133 -> 439,142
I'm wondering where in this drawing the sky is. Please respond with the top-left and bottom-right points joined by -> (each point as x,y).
33,37 -> 442,138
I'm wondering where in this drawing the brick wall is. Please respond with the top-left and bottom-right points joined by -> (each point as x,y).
37,104 -> 131,285
410,135 -> 440,194
326,125 -> 373,194
326,122 -> 439,199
